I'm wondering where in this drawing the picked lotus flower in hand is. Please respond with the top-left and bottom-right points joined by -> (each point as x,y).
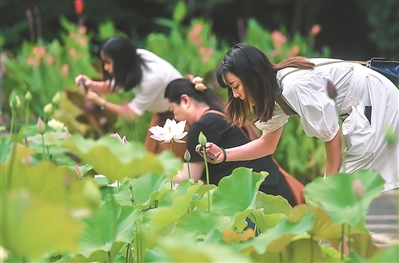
149,119 -> 187,143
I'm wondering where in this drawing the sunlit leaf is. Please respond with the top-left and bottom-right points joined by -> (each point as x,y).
370,244 -> 399,262
250,238 -> 330,263
61,134 -> 182,180
230,210 -> 315,254
129,172 -> 169,209
350,232 -> 382,259
150,181 -> 204,233
173,210 -> 233,237
73,197 -> 142,261
145,230 -> 250,263
211,168 -> 267,215
304,170 -> 385,226
1,189 -> 82,259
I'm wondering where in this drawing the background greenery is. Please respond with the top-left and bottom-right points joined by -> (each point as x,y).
1,0 -> 398,185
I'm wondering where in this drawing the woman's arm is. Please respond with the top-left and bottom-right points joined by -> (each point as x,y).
199,126 -> 284,163
75,75 -> 114,94
173,162 -> 204,184
324,130 -> 342,175
85,92 -> 139,121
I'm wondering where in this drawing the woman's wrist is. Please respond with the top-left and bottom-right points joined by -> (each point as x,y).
220,147 -> 227,163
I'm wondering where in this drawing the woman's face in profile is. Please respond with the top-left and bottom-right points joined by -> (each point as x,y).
101,52 -> 114,75
224,72 -> 255,106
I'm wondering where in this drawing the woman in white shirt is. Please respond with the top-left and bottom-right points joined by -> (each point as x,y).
75,35 -> 185,157
197,43 -> 399,191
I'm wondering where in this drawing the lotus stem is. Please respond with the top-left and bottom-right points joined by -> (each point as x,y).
41,133 -> 46,160
202,145 -> 211,213
25,101 -> 30,127
341,224 -> 345,260
310,234 -> 314,263
10,109 -> 16,136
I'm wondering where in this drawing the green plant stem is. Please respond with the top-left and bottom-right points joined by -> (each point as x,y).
125,243 -> 130,263
187,161 -> 191,180
170,140 -> 173,189
41,133 -> 46,160
201,145 -> 211,213
348,225 -> 351,253
7,143 -> 17,190
341,224 -> 345,260
25,102 -> 29,127
10,109 -> 16,135
108,251 -> 112,263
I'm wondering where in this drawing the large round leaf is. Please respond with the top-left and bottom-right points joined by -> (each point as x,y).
304,170 -> 385,225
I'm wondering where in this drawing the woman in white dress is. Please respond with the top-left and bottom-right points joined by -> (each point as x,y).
75,35 -> 185,158
197,43 -> 399,191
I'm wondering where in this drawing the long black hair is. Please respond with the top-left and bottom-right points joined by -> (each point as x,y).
216,43 -> 314,125
164,78 -> 225,112
100,35 -> 146,92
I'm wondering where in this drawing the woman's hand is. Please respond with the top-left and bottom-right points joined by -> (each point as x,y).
195,143 -> 224,164
75,75 -> 93,94
84,91 -> 103,105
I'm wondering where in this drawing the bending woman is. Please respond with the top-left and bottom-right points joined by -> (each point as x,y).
197,43 -> 399,192
75,35 -> 185,157
165,77 -> 296,206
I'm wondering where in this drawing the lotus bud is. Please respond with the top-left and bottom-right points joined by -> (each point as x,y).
74,165 -> 83,179
52,92 -> 61,105
25,91 -> 32,102
10,95 -> 21,109
184,149 -> 191,162
326,80 -> 337,100
198,132 -> 207,146
43,103 -> 54,115
352,179 -> 365,200
37,116 -> 46,134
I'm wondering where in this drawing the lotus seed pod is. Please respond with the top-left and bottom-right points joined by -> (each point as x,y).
198,131 -> 207,146
37,116 -> 46,134
25,91 -> 32,101
43,103 -> 54,115
184,149 -> 191,162
10,95 -> 21,109
352,179 -> 365,200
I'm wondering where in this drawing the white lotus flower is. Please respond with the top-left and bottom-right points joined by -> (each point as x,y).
48,119 -> 67,131
149,119 -> 187,143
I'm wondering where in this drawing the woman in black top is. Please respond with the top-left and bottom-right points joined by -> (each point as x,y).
164,78 -> 295,206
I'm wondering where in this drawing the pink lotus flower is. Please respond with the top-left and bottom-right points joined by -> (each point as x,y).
110,133 -> 129,143
311,24 -> 322,35
149,119 -> 187,143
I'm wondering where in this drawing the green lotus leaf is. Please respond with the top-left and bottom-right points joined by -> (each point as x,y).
255,191 -> 293,215
288,204 -> 342,245
303,170 -> 385,226
158,179 -> 195,208
61,134 -> 182,180
3,159 -> 100,212
249,210 -> 287,233
230,210 -> 315,254
211,167 -> 267,216
250,238 -> 329,263
129,172 -> 169,209
150,181 -> 204,233
173,210 -> 233,237
2,189 -> 82,259
370,244 -> 399,262
74,197 -> 142,261
145,230 -> 249,263
350,232 -> 382,259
